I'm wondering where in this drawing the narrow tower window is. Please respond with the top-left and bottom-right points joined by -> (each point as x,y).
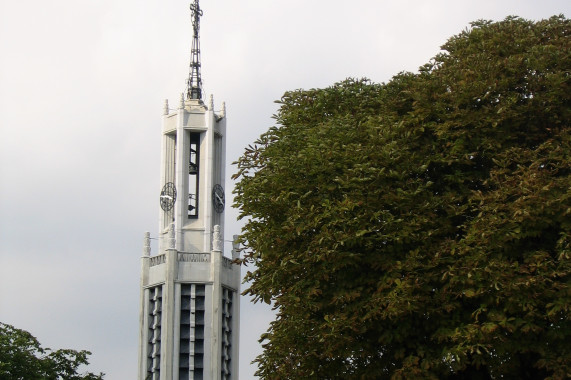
188,133 -> 200,218
162,134 -> 177,230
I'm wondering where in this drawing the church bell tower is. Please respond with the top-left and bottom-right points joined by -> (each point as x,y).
138,1 -> 240,379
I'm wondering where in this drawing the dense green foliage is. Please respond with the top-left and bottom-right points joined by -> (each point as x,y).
234,16 -> 570,379
0,322 -> 104,380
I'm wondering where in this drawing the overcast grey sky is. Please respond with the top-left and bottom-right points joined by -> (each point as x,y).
1,1 -> 569,379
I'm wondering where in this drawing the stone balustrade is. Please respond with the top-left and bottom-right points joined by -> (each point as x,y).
149,254 -> 166,267
222,257 -> 233,269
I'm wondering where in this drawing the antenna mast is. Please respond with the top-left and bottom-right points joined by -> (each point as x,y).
187,0 -> 203,100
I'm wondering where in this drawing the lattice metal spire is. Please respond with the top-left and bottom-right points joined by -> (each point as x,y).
186,0 -> 203,100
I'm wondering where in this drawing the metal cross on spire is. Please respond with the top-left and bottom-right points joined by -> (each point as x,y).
186,0 -> 203,100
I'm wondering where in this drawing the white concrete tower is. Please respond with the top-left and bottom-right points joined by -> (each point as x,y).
138,2 -> 240,379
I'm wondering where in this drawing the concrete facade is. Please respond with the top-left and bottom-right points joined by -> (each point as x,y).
138,96 -> 240,380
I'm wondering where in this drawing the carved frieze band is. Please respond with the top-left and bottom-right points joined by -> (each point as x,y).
178,252 -> 211,263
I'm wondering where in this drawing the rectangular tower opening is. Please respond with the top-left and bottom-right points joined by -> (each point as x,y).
188,132 -> 200,219
211,134 -> 223,228
162,133 -> 176,230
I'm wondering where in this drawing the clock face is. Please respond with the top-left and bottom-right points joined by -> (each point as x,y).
160,182 -> 177,211
212,184 -> 225,213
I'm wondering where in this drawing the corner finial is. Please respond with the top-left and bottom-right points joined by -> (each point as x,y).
213,225 -> 222,251
179,93 -> 185,109
209,94 -> 214,110
232,235 -> 240,260
221,101 -> 226,118
168,222 -> 176,249
143,232 -> 151,256
163,99 -> 169,115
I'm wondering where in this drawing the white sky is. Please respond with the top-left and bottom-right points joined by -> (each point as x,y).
0,1 -> 568,379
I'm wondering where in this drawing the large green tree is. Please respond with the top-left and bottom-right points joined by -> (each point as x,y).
234,16 -> 570,379
0,322 -> 104,380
